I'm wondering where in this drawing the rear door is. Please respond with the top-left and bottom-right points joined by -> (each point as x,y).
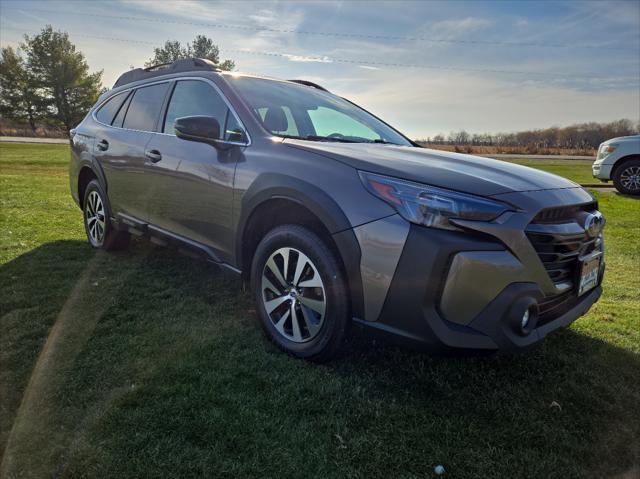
94,82 -> 170,221
143,78 -> 248,261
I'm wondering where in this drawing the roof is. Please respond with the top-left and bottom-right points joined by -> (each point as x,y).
111,58 -> 331,94
112,58 -> 221,88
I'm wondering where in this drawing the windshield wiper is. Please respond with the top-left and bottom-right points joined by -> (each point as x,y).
371,139 -> 400,145
278,134 -> 400,145
277,134 -> 360,143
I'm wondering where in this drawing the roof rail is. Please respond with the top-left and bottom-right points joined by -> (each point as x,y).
288,79 -> 330,92
113,58 -> 221,88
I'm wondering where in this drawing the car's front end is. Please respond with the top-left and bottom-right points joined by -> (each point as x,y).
593,140 -> 621,181
270,134 -> 607,352
349,176 -> 604,351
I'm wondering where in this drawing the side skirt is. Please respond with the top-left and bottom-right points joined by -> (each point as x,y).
113,213 -> 242,276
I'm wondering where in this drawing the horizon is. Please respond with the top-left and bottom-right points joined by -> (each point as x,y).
1,0 -> 639,138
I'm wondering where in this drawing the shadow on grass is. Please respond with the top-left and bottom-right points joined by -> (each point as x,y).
1,240 -> 639,478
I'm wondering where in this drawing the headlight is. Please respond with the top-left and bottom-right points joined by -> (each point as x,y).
359,171 -> 511,231
598,144 -> 617,159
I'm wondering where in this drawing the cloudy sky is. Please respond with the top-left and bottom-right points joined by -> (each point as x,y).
1,0 -> 638,138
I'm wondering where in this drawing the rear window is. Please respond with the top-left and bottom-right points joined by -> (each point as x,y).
95,92 -> 128,125
112,92 -> 132,128
122,83 -> 170,132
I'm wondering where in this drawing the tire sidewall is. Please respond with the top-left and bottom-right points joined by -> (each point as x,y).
251,225 -> 349,359
83,180 -> 110,249
613,160 -> 640,196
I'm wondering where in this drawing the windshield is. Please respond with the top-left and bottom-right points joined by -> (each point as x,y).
228,76 -> 412,145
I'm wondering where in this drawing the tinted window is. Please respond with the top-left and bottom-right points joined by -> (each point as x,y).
123,83 -> 169,131
224,111 -> 246,143
163,80 -> 228,137
95,92 -> 127,125
112,92 -> 132,128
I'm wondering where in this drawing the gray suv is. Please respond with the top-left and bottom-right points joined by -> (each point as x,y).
70,58 -> 605,361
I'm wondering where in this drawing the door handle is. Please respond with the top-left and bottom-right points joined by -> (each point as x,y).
145,149 -> 162,163
97,139 -> 109,151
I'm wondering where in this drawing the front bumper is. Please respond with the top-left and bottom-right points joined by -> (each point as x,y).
592,160 -> 614,180
351,188 -> 604,352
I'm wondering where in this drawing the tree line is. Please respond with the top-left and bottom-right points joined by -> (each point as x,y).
421,119 -> 639,150
0,25 -> 233,134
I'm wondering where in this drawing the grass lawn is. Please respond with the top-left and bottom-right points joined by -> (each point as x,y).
505,159 -> 596,185
1,143 -> 638,478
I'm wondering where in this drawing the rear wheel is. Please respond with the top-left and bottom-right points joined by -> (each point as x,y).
83,180 -> 130,250
612,159 -> 640,196
251,225 -> 349,361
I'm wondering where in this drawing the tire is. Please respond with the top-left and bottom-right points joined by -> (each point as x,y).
612,159 -> 640,196
83,179 -> 130,250
250,224 -> 350,362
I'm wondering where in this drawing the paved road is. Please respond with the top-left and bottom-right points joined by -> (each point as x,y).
0,136 -> 68,145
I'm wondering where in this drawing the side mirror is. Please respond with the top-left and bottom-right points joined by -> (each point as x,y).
174,116 -> 221,147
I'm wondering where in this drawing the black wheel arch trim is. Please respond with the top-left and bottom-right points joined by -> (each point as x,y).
236,172 -> 365,319
78,159 -> 113,217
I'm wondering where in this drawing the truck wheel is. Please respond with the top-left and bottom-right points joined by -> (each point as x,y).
613,159 -> 640,196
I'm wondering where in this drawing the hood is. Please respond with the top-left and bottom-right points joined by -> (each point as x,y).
283,140 -> 579,197
602,135 -> 640,145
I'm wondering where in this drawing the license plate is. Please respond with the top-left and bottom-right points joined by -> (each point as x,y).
578,255 -> 601,296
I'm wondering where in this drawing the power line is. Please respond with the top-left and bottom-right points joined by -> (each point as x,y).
1,6 -> 625,51
2,27 -> 637,84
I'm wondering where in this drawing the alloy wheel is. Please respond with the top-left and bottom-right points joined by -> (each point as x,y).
261,247 -> 326,343
620,166 -> 640,191
85,190 -> 106,245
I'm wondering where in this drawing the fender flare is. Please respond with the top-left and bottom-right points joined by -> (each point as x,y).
236,173 -> 352,255
235,172 -> 365,318
76,157 -> 111,212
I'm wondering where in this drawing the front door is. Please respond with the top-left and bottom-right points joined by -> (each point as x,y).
144,79 -> 248,262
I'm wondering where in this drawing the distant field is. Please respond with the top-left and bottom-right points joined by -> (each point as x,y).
504,158 -> 596,185
1,143 -> 638,478
420,143 -> 597,157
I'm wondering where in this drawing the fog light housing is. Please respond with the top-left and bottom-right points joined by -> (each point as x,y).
507,297 -> 539,336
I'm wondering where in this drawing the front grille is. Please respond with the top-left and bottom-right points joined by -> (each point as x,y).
526,231 -> 598,284
531,201 -> 597,224
526,203 -> 601,289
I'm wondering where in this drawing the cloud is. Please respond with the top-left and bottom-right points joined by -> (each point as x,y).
428,17 -> 493,37
339,71 -> 640,138
282,54 -> 333,63
3,0 -> 637,137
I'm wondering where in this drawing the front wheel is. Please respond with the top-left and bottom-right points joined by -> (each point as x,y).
250,225 -> 350,362
83,180 -> 130,250
612,159 -> 640,196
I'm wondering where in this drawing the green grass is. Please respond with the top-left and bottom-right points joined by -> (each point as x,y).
1,143 -> 638,478
505,159 -> 596,185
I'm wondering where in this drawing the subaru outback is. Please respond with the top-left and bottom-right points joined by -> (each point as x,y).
69,58 -> 605,361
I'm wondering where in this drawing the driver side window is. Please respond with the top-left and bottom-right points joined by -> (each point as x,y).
307,107 -> 380,140
164,80 -> 245,142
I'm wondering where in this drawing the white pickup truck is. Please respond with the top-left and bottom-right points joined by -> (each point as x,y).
592,135 -> 640,195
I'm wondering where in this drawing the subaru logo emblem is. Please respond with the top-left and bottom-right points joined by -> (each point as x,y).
584,212 -> 605,238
